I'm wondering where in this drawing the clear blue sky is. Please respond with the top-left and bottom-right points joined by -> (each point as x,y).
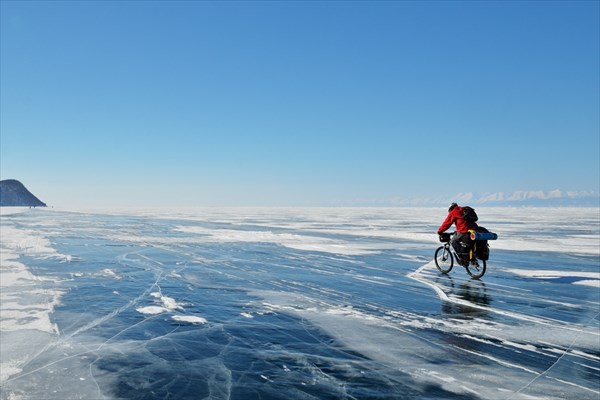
1,1 -> 598,207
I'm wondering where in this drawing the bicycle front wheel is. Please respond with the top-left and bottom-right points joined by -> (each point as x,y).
434,245 -> 453,274
466,260 -> 486,279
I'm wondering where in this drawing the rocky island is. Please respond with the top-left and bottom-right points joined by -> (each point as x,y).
0,179 -> 47,207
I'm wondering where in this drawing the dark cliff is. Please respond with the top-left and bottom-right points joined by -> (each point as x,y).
0,179 -> 47,207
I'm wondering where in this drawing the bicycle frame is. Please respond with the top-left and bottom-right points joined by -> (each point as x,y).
435,232 -> 487,279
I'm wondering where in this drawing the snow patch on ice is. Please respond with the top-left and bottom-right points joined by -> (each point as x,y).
136,291 -> 185,316
0,361 -> 24,384
171,315 -> 207,324
0,218 -> 65,383
574,280 -> 600,288
0,224 -> 63,334
174,225 -> 378,255
136,306 -> 169,315
507,269 -> 600,286
150,292 -> 184,310
0,207 -> 31,216
98,268 -> 121,279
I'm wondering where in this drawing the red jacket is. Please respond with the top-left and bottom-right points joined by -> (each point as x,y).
438,206 -> 478,234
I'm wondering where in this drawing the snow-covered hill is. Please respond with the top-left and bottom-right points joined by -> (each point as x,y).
338,190 -> 599,207
449,190 -> 598,206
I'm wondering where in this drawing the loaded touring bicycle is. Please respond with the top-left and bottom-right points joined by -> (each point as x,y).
434,229 -> 498,279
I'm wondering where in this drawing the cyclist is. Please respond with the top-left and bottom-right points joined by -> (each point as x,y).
437,203 -> 479,265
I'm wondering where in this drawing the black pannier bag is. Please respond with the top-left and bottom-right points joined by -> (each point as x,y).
450,234 -> 472,263
474,226 -> 490,260
476,241 -> 490,260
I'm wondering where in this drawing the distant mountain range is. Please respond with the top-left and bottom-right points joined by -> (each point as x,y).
337,190 -> 599,207
448,190 -> 599,206
0,179 -> 47,207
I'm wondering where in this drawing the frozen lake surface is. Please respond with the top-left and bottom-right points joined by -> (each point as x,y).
1,207 -> 599,399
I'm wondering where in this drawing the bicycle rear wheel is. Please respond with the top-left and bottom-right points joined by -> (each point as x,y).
434,245 -> 453,273
466,260 -> 486,279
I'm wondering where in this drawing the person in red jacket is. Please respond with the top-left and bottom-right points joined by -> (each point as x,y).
438,203 -> 479,264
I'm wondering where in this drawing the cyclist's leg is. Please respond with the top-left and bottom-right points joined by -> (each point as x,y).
452,233 -> 470,265
451,232 -> 465,252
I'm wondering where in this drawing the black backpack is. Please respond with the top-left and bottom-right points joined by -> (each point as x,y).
462,206 -> 478,222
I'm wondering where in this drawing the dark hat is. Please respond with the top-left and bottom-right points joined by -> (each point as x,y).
449,203 -> 458,211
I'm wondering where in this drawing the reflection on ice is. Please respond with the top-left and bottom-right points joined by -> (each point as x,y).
1,207 -> 599,399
